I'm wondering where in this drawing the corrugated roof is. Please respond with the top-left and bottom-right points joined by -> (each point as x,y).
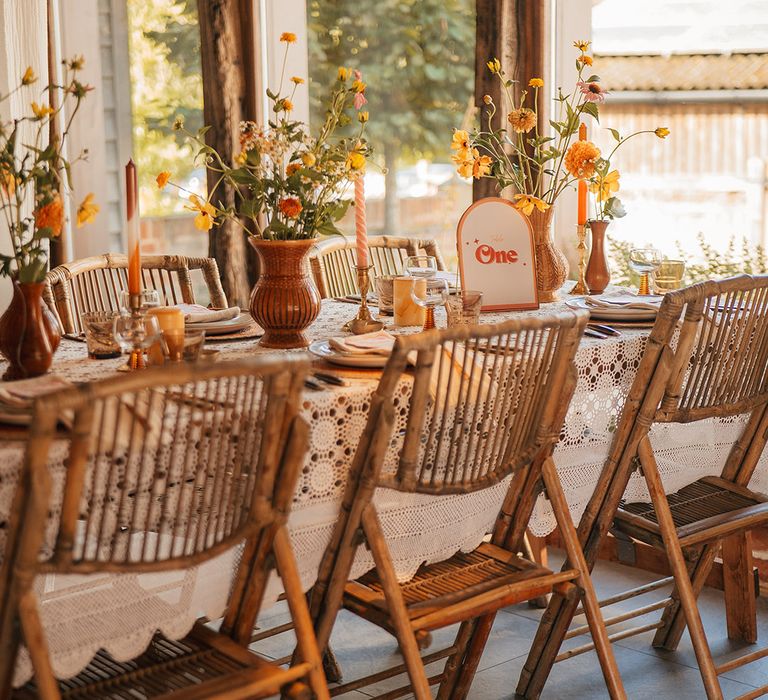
592,52 -> 768,92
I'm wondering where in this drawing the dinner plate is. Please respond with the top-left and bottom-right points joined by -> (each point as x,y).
186,313 -> 254,335
565,297 -> 658,321
309,340 -> 390,368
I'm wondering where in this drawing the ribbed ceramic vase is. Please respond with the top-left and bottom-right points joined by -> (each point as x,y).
586,219 -> 611,294
0,279 -> 61,380
248,238 -> 321,349
527,207 -> 569,303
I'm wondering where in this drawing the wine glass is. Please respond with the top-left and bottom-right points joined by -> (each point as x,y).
411,278 -> 449,331
629,248 -> 663,296
113,313 -> 161,369
404,255 -> 438,280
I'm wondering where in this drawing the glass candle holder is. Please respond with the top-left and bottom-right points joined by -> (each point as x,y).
81,311 -> 121,359
445,290 -> 483,327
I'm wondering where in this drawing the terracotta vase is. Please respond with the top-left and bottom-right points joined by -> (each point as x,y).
586,219 -> 611,294
0,279 -> 62,380
248,238 -> 321,349
527,207 -> 569,303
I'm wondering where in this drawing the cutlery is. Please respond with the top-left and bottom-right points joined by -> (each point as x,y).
583,327 -> 608,340
63,333 -> 87,343
304,377 -> 323,391
332,297 -> 362,305
313,371 -> 348,387
588,323 -> 621,337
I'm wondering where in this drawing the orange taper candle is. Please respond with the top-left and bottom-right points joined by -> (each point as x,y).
126,159 -> 141,295
577,123 -> 588,225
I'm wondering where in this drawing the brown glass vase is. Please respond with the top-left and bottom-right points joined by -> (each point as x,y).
586,219 -> 611,294
527,207 -> 569,303
248,238 -> 321,349
0,279 -> 62,380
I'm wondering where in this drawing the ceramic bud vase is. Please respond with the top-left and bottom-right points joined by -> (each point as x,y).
0,279 -> 62,380
248,238 -> 321,349
585,220 -> 611,295
527,207 -> 569,303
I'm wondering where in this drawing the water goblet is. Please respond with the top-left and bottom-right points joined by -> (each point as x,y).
629,248 -> 663,296
404,255 -> 437,280
113,313 -> 161,370
411,278 -> 449,331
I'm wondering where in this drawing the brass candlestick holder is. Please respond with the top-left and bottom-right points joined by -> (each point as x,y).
344,265 -> 384,334
570,223 -> 589,295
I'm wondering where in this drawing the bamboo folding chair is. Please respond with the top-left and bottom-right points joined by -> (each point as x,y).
308,235 -> 446,299
45,254 -> 228,334
0,357 -> 330,700
305,311 -> 626,699
516,274 -> 768,700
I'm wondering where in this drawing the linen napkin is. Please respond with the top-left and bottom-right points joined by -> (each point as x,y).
178,303 -> 241,324
328,330 -> 396,356
585,294 -> 662,311
0,374 -> 74,426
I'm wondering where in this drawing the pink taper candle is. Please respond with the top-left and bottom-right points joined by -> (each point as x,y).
354,176 -> 368,268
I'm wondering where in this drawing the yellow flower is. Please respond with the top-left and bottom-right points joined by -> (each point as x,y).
472,153 -> 492,179
346,150 -> 366,171
34,195 -> 64,237
589,170 -> 620,202
655,127 -> 670,139
452,148 -> 492,180
236,151 -> 248,165
185,194 -> 216,231
573,39 -> 591,52
351,79 -> 366,94
508,107 -> 537,133
21,67 -> 36,86
337,67 -> 350,81
528,78 -> 544,88
513,194 -> 550,216
281,98 -> 294,112
31,102 -> 54,119
578,54 -> 593,66
76,193 -> 99,228
451,129 -> 471,152
156,171 -> 171,189
301,152 -> 317,167
0,166 -> 16,196
290,76 -> 304,85
564,140 -> 601,179
483,94 -> 493,105
486,58 -> 501,74
280,32 -> 297,43
358,111 -> 369,123
68,55 -> 85,70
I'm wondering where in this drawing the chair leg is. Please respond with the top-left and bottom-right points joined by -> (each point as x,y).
542,457 -> 626,700
436,616 -> 492,700
361,505 -> 433,700
722,531 -> 757,644
638,437 -> 723,700
17,590 -> 60,700
273,526 -> 331,700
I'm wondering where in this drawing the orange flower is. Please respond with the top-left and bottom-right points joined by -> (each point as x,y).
290,76 -> 304,85
577,54 -> 593,66
156,171 -> 171,189
507,108 -> 537,133
0,166 -> 16,197
76,193 -> 99,228
280,32 -> 297,43
564,140 -> 601,179
286,162 -> 301,176
34,195 -> 64,237
513,194 -> 550,216
528,78 -> 544,88
281,98 -> 294,112
279,197 -> 303,219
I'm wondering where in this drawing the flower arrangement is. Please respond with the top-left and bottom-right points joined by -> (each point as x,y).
160,33 -> 370,240
451,40 -> 669,221
0,58 -> 96,282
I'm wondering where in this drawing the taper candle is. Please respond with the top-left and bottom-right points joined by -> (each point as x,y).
126,159 -> 141,295
354,176 -> 368,268
577,123 -> 587,226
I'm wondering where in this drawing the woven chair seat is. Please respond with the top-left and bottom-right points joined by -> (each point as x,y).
344,542 -> 578,635
615,476 -> 768,548
13,624 -> 312,700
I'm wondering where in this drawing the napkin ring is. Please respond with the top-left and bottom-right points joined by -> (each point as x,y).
344,265 -> 385,334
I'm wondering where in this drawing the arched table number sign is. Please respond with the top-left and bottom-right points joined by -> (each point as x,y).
457,197 -> 539,311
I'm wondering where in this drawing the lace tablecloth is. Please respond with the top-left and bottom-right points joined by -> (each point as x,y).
3,297 -> 767,684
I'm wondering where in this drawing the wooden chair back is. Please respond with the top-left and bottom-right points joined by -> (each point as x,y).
45,254 -> 228,334
309,235 -> 446,298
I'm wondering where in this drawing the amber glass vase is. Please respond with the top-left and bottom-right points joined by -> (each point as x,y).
248,238 -> 321,349
0,280 -> 62,379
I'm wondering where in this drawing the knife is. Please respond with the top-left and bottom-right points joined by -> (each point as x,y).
587,323 -> 621,337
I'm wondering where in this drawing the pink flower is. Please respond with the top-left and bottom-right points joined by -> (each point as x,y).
354,69 -> 362,81
577,80 -> 608,103
354,91 -> 368,110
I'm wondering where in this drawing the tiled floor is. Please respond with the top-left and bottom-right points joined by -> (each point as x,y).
253,550 -> 768,699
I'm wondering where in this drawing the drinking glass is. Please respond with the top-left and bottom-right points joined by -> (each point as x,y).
653,259 -> 686,294
162,328 -> 207,363
404,255 -> 437,280
119,289 -> 161,313
81,311 -> 121,359
629,248 -> 663,296
411,278 -> 449,331
113,313 -> 161,368
445,290 -> 483,327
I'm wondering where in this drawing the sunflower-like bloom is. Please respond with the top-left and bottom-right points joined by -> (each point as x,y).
451,129 -> 472,154
564,140 -> 601,179
278,197 -> 303,219
186,195 -> 216,231
507,107 -> 537,133
589,170 -> 620,201
301,152 -> 317,167
453,148 -> 491,180
655,127 -> 670,139
358,111 -> 369,123
577,80 -> 608,104
346,150 -> 366,171
573,39 -> 591,52
487,58 -> 501,74
290,76 -> 304,85
156,171 -> 171,189
34,195 -> 64,237
577,54 -> 593,66
528,78 -> 544,88
513,194 -> 550,216
76,193 -> 99,228
31,102 -> 54,119
280,32 -> 297,43
337,67 -> 350,81
21,67 -> 36,86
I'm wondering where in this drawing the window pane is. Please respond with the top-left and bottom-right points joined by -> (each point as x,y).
307,1 -> 475,266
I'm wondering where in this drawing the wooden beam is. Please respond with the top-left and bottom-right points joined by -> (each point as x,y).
197,0 -> 255,307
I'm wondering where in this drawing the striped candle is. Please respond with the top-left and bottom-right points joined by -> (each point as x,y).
354,176 -> 368,268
